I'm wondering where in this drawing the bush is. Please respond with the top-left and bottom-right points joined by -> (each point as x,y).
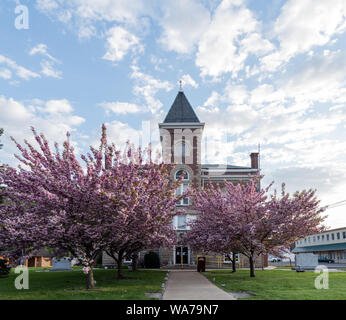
0,258 -> 11,277
144,251 -> 160,268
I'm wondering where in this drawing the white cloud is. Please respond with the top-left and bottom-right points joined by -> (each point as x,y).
103,120 -> 141,147
130,65 -> 173,114
40,60 -> 62,79
196,0 -> 274,78
36,0 -> 58,11
261,0 -> 346,72
200,90 -> 220,112
181,74 -> 198,88
250,84 -> 285,105
29,43 -> 62,78
103,26 -> 143,62
29,43 -> 58,63
264,166 -> 346,229
158,0 -> 210,54
98,101 -> 144,115
0,55 -> 40,80
41,99 -> 73,114
77,24 -> 97,39
281,50 -> 346,104
0,96 -> 32,123
0,69 -> 12,80
150,55 -> 168,72
0,96 -> 85,166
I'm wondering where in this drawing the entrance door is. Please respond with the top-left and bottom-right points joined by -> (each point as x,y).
27,257 -> 36,267
175,246 -> 189,264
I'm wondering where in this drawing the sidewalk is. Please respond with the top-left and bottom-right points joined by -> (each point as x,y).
162,271 -> 235,300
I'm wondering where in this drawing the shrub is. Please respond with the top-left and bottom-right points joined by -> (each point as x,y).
144,251 -> 160,268
0,258 -> 11,277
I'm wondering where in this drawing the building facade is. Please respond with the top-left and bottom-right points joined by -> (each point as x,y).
103,90 -> 266,269
293,227 -> 346,263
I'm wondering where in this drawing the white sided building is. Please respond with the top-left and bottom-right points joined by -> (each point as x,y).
292,227 -> 346,263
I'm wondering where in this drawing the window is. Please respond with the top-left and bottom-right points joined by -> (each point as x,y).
304,238 -> 307,243
322,235 -> 325,241
177,215 -> 187,230
337,232 -> 340,240
176,183 -> 189,205
224,253 -> 240,263
326,234 -> 329,241
313,236 -> 316,242
308,237 -> 311,243
174,141 -> 190,158
175,169 -> 189,180
317,236 -> 320,241
343,232 -> 346,239
332,233 -> 335,240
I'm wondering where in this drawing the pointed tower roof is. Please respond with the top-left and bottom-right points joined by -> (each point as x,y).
163,91 -> 200,123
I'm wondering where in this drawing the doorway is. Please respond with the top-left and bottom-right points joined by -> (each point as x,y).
175,246 -> 189,265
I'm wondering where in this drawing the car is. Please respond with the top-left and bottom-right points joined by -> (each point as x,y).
318,257 -> 334,263
269,257 -> 281,262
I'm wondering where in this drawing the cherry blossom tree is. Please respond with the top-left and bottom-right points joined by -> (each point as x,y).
100,142 -> 182,279
0,125 -> 182,288
186,177 -> 326,277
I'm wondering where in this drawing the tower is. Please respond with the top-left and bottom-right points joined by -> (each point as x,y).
159,89 -> 204,188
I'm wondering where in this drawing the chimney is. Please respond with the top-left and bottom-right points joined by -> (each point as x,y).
250,152 -> 259,169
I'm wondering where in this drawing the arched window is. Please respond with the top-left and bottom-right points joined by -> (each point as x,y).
175,169 -> 189,180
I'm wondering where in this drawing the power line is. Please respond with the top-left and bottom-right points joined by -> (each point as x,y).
327,199 -> 346,207
325,199 -> 346,210
326,203 -> 346,210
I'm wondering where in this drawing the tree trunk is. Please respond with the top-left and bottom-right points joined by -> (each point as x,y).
131,253 -> 138,272
116,252 -> 124,279
249,255 -> 255,277
86,267 -> 95,289
232,252 -> 236,273
261,254 -> 264,271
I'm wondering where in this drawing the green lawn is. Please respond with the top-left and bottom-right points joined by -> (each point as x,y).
205,269 -> 346,300
0,268 -> 166,300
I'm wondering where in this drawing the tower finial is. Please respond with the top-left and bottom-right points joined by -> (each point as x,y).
179,80 -> 183,92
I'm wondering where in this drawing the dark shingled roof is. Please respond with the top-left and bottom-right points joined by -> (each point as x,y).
163,91 -> 200,123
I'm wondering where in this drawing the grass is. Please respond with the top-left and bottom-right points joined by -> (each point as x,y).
0,267 -> 167,300
205,269 -> 346,300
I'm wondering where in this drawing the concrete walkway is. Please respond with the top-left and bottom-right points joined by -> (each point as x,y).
162,271 -> 235,300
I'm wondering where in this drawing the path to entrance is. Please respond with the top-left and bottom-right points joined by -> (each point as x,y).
162,271 -> 235,300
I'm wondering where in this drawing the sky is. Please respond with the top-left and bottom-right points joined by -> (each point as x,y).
1,0 -> 346,228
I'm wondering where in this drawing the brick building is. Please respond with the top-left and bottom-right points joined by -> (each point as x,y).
103,89 -> 267,269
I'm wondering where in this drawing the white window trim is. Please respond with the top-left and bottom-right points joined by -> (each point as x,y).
176,183 -> 190,206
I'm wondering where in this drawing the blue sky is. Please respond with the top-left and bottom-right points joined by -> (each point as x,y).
1,0 -> 346,228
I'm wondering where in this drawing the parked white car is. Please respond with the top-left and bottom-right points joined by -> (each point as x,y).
269,257 -> 281,262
